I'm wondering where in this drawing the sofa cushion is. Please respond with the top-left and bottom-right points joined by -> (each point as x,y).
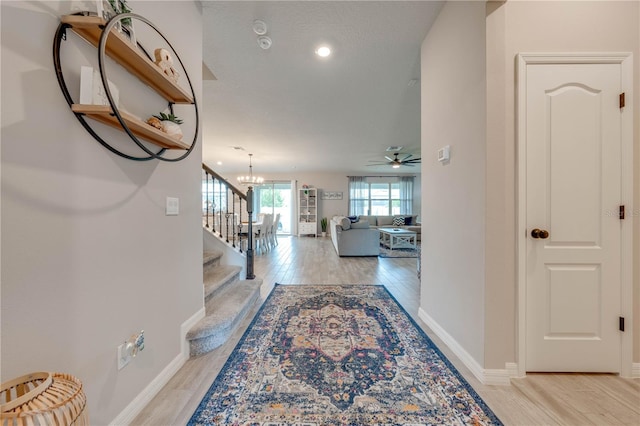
350,220 -> 370,229
377,216 -> 394,226
392,216 -> 405,226
358,215 -> 376,226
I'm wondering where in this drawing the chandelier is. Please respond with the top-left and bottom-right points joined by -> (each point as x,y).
237,153 -> 264,186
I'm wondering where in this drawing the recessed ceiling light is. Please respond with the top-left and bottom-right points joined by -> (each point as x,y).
315,46 -> 331,57
217,161 -> 222,165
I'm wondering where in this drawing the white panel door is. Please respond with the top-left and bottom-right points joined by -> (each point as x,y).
525,62 -> 622,372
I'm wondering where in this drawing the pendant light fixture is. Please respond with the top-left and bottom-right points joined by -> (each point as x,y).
237,153 -> 264,186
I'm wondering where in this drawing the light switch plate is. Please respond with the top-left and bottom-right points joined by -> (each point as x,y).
437,145 -> 450,163
166,197 -> 179,215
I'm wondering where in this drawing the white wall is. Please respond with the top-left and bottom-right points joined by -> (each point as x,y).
420,1 -> 487,365
1,1 -> 203,423
485,0 -> 640,368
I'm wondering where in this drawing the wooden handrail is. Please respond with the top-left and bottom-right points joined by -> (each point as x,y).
202,162 -> 255,279
202,163 -> 247,201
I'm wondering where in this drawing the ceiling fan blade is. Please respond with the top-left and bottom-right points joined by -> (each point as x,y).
400,154 -> 413,162
384,156 -> 395,162
404,158 -> 421,163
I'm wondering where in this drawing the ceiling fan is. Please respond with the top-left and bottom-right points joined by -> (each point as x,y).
367,152 -> 421,168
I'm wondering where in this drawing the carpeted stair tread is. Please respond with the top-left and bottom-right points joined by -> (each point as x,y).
187,279 -> 262,356
204,264 -> 242,300
203,250 -> 223,269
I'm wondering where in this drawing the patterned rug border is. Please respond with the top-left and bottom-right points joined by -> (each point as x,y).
188,283 -> 502,425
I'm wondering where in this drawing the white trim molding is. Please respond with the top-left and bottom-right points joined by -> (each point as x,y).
516,52 -> 634,378
110,307 -> 205,425
632,363 -> 640,379
418,308 -> 514,386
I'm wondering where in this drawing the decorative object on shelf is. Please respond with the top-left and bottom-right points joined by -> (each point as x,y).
154,48 -> 180,83
108,0 -> 131,25
320,217 -> 328,237
96,0 -> 118,24
146,116 -> 162,130
321,191 -> 343,200
54,12 -> 199,162
237,153 -> 264,186
79,66 -> 119,107
152,112 -> 184,140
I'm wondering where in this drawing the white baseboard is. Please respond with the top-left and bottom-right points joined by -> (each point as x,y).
632,363 -> 640,379
418,307 -> 513,386
110,307 -> 206,425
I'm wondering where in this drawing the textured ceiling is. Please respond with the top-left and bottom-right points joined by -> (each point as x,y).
201,1 -> 444,174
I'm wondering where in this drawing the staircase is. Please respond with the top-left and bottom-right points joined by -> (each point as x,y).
186,248 -> 262,356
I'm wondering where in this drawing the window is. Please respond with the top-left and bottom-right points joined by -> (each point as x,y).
348,177 -> 413,216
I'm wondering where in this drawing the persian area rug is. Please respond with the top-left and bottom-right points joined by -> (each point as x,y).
188,284 -> 502,426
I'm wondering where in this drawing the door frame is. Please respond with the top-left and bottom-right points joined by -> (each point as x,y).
516,53 -> 634,378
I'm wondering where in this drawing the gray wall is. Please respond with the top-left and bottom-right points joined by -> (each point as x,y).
1,1 -> 203,423
420,1 -> 487,365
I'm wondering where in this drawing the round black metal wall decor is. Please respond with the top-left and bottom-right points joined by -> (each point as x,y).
53,12 -> 199,162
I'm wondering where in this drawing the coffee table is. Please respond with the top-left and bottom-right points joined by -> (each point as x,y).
378,228 -> 417,250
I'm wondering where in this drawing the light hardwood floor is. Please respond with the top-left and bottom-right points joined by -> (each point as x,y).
133,236 -> 640,425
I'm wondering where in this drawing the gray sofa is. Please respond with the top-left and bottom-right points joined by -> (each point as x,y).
330,216 -> 380,256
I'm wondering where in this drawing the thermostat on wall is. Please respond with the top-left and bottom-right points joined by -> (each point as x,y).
437,145 -> 450,163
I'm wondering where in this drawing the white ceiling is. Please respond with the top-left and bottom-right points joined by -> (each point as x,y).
201,1 -> 444,174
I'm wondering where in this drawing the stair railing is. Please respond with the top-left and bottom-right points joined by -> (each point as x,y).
202,163 -> 255,279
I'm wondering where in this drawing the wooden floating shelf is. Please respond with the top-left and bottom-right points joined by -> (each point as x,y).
72,104 -> 189,150
61,15 -> 193,104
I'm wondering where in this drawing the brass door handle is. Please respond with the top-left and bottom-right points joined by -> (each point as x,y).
531,228 -> 550,239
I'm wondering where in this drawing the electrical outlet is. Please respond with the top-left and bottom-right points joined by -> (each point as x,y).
117,343 -> 133,370
117,330 -> 145,370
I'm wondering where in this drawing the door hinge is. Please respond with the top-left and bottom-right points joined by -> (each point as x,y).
619,317 -> 625,332
619,205 -> 625,220
619,92 -> 625,108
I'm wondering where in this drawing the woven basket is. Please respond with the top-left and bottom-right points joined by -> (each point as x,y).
0,372 -> 88,426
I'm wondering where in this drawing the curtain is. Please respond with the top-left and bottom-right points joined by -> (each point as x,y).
399,176 -> 414,214
293,180 -> 298,235
348,176 -> 367,215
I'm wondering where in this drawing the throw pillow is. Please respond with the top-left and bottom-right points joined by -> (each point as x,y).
339,216 -> 351,230
392,216 -> 405,226
404,216 -> 413,225
347,215 -> 359,223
